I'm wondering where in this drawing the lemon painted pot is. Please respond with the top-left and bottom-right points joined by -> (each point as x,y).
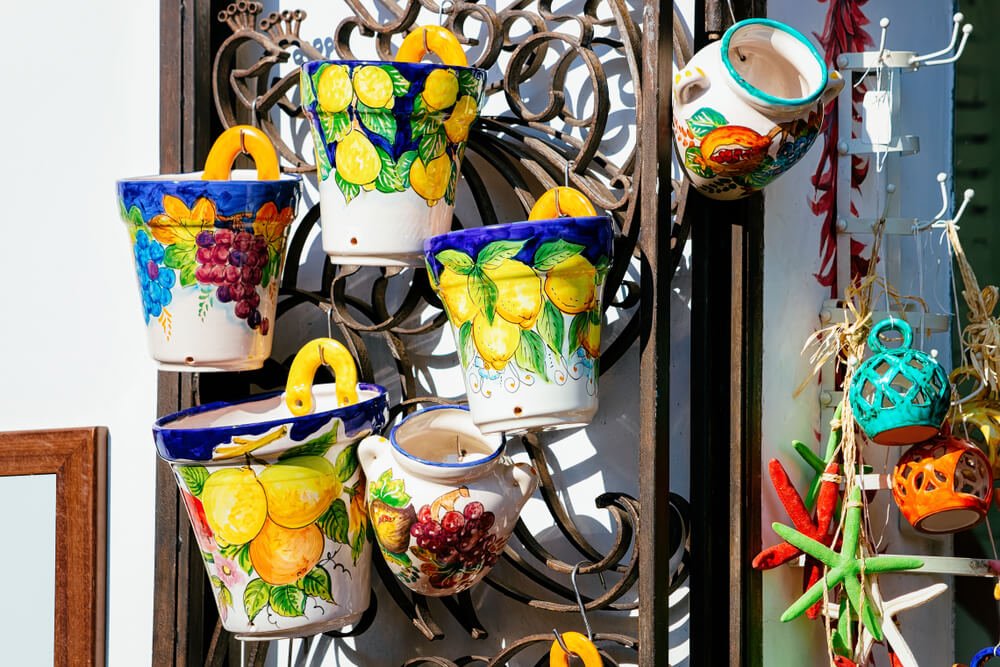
153,382 -> 388,638
117,171 -> 300,371
424,216 -> 614,433
300,60 -> 487,266
358,406 -> 537,596
673,18 -> 844,199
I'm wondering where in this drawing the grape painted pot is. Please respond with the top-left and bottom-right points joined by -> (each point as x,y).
673,19 -> 844,199
424,216 -> 614,433
300,60 -> 486,266
154,381 -> 388,638
117,171 -> 300,370
358,406 -> 537,596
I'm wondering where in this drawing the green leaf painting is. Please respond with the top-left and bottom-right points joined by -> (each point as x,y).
269,584 -> 307,618
687,107 -> 727,138
177,465 -> 210,497
369,469 -> 411,508
244,578 -> 270,623
568,312 -> 589,353
358,103 -> 398,144
374,147 -> 405,194
351,527 -> 366,565
685,147 -> 714,179
458,320 -> 473,367
320,110 -> 351,144
335,170 -> 362,203
537,300 -> 565,356
317,498 -> 350,544
515,330 -> 548,381
219,542 -> 253,573
381,64 -> 411,96
418,128 -> 447,164
476,240 -> 526,269
533,239 -> 584,271
457,70 -> 482,99
435,249 -> 475,275
397,149 -> 418,188
468,268 -> 498,324
334,443 -> 359,482
163,243 -> 198,287
279,427 -> 339,460
297,566 -> 335,604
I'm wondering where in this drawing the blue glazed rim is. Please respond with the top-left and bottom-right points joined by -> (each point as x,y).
117,172 -> 302,187
154,382 -> 388,462
388,405 -> 505,469
721,18 -> 828,107
301,59 -> 487,78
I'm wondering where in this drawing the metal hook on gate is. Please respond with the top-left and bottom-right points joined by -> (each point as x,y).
911,12 -> 973,67
437,0 -> 453,27
912,172 -> 975,233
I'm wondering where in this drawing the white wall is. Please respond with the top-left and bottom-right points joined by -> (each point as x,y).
0,2 -> 160,665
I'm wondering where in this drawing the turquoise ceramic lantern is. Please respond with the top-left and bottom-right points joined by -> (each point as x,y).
848,319 -> 950,445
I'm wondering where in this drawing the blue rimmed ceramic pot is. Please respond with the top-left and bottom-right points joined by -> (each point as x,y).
358,406 -> 537,596
117,171 -> 300,370
672,18 -> 844,199
300,60 -> 486,266
424,216 -> 614,434
154,375 -> 388,639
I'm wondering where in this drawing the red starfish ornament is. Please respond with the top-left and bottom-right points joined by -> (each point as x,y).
752,458 -> 840,619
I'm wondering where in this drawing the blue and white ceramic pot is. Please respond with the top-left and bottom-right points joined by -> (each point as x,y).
154,339 -> 388,639
358,406 -> 537,596
300,60 -> 486,266
424,216 -> 614,433
118,146 -> 300,371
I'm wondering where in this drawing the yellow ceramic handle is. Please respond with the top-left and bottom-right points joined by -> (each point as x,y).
396,25 -> 469,67
203,125 -> 280,181
549,632 -> 602,667
529,187 -> 598,220
285,338 -> 359,416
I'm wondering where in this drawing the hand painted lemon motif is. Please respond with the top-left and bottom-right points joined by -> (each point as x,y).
438,268 -> 477,324
580,318 -> 601,357
472,312 -> 521,370
444,94 -> 478,143
483,259 -> 542,328
258,455 -> 340,529
336,126 -> 381,189
317,64 -> 353,113
201,467 -> 268,546
410,153 -> 451,206
544,254 -> 597,314
353,65 -> 395,108
248,518 -> 325,585
421,69 -> 459,110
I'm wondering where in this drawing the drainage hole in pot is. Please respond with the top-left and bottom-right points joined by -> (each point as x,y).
185,356 -> 195,365
350,237 -> 358,245
513,406 -> 522,416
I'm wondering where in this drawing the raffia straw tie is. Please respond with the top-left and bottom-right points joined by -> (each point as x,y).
820,473 -> 843,483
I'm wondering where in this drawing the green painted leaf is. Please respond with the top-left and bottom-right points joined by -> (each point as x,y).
684,146 -> 714,179
515,329 -> 548,380
279,427 -> 338,460
435,249 -> 475,275
244,578 -> 271,622
397,149 -> 418,188
177,465 -> 209,497
458,320 -> 473,367
458,70 -> 482,99
380,64 -> 411,96
476,240 -> 527,269
261,250 -> 279,289
418,128 -> 447,164
163,243 -> 192,270
382,479 -> 411,507
334,170 -> 362,203
219,542 -> 253,573
334,443 -> 359,482
382,548 -> 412,568
320,109 -> 352,144
568,312 -> 588,352
358,104 -> 398,144
533,240 -> 584,271
269,584 -> 307,618
589,308 -> 602,325
218,584 -> 233,609
537,300 -> 564,357
315,141 -> 333,181
179,264 -> 196,288
444,157 -> 458,206
300,67 -> 317,109
374,147 -> 405,193
351,526 -> 366,565
202,550 -> 214,563
469,268 -> 498,324
687,107 -> 727,137
317,498 -> 350,544
297,566 -> 335,603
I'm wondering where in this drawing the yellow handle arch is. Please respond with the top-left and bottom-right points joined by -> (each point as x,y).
396,25 -> 469,67
549,632 -> 602,667
203,125 -> 281,181
285,338 -> 359,416
528,187 -> 598,221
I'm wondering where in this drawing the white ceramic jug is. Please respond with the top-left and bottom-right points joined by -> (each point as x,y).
358,406 -> 537,596
673,18 -> 844,199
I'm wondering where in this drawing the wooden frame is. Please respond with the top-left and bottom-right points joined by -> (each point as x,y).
0,427 -> 108,667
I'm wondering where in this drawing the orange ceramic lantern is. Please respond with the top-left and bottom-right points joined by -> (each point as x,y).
891,430 -> 993,533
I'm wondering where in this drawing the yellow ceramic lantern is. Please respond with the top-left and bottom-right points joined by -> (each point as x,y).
950,366 -> 1000,480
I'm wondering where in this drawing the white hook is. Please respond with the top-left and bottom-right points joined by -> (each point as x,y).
854,18 -> 890,89
913,173 -> 975,232
952,187 -> 976,227
911,13 -> 966,64
924,23 -> 973,66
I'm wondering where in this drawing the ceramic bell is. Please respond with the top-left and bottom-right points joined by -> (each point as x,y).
848,319 -> 950,445
672,18 -> 844,199
891,427 -> 993,533
154,338 -> 387,638
358,406 -> 537,596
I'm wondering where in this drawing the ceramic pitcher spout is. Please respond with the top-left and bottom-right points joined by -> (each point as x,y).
511,462 -> 539,506
819,70 -> 845,106
358,433 -> 390,476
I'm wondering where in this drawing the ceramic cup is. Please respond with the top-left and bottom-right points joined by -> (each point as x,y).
117,169 -> 300,371
154,340 -> 388,639
425,216 -> 614,433
672,18 -> 844,199
358,406 -> 537,596
300,60 -> 487,266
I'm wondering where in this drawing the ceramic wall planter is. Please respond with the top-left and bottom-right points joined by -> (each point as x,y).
300,56 -> 486,266
672,18 -> 844,199
118,126 -> 300,371
358,406 -> 537,596
425,215 -> 614,433
154,339 -> 388,638
848,319 -> 950,445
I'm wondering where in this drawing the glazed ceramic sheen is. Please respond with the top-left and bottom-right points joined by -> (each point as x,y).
848,319 -> 950,445
672,18 -> 844,199
117,171 -> 300,371
154,382 -> 388,638
425,216 -> 614,433
300,60 -> 487,266
358,406 -> 537,596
